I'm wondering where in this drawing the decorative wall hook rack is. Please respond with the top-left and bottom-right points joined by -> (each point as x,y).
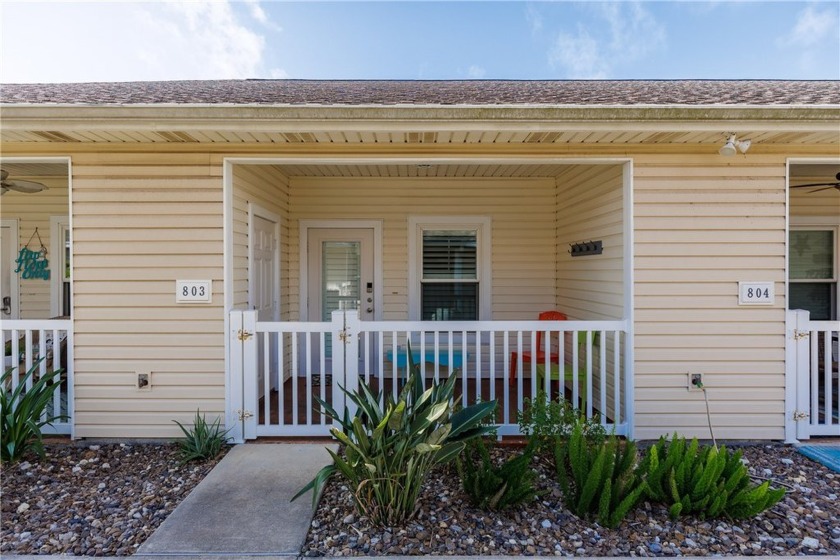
569,240 -> 603,257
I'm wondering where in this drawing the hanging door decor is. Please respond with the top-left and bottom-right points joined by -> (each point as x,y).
15,227 -> 50,280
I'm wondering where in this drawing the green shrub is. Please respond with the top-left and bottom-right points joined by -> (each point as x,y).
457,437 -> 539,510
292,346 -> 497,527
1,361 -> 67,463
173,410 -> 232,464
640,434 -> 785,519
518,390 -> 607,448
554,423 -> 644,528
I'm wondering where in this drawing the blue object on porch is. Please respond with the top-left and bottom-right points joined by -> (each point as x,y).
798,445 -> 840,473
386,347 -> 465,368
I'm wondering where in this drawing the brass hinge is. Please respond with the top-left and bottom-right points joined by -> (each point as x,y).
238,329 -> 253,342
793,410 -> 810,421
793,330 -> 810,340
237,409 -> 253,421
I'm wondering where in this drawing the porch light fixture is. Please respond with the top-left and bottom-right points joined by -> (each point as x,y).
719,134 -> 751,156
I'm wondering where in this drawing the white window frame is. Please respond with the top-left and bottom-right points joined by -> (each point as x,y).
50,216 -> 71,318
408,216 -> 492,321
789,219 -> 839,320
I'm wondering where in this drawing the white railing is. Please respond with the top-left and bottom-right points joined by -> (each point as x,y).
230,310 -> 629,440
788,309 -> 840,440
2,319 -> 74,436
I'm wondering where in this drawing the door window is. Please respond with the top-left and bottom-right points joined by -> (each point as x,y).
789,229 -> 837,320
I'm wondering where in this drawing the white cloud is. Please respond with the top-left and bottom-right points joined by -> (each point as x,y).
549,2 -> 665,79
779,5 -> 836,47
525,4 -> 543,36
0,1 -> 278,83
550,26 -> 608,79
467,65 -> 487,79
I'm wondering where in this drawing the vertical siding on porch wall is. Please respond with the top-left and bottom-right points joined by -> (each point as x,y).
70,152 -> 226,438
633,155 -> 787,440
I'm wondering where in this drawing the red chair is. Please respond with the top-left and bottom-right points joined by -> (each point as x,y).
509,311 -> 567,385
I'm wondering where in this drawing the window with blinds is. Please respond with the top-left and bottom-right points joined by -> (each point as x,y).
421,230 -> 478,320
789,229 -> 837,320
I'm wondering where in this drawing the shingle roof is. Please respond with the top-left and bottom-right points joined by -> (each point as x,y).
1,80 -> 838,106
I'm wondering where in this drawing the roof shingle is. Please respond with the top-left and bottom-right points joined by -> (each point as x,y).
1,79 -> 838,106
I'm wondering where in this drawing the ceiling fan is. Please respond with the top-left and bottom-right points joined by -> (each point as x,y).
790,172 -> 840,193
1,169 -> 49,195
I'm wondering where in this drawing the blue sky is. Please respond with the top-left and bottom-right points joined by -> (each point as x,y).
1,1 -> 838,83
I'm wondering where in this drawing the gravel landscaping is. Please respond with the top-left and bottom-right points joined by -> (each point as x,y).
2,440 -> 838,557
303,444 -> 840,557
1,442 -> 225,556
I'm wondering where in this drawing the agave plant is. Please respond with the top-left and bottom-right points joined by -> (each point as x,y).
173,409 -> 232,464
1,361 -> 67,463
292,344 -> 497,527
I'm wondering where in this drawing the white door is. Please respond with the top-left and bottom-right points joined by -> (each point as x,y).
250,214 -> 279,394
307,228 -> 375,323
307,228 -> 375,376
0,220 -> 20,320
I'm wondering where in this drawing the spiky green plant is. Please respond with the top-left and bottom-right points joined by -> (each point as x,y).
554,422 -> 644,528
292,344 -> 497,527
456,436 -> 539,510
1,361 -> 67,463
173,409 -> 232,464
640,434 -> 785,519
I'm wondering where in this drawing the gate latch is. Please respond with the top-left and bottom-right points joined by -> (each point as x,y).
237,409 -> 254,421
237,329 -> 253,342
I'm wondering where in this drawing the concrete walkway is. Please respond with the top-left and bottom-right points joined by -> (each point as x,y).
136,443 -> 336,557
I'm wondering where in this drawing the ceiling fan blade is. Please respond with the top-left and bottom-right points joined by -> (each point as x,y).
790,182 -> 839,188
5,179 -> 48,193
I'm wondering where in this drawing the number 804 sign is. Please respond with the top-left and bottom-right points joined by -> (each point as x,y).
738,282 -> 774,305
176,280 -> 212,304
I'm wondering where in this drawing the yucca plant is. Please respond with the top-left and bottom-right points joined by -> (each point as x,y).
292,345 -> 497,527
1,361 -> 67,463
457,436 -> 539,510
554,422 -> 645,528
173,409 -> 232,464
640,434 -> 785,519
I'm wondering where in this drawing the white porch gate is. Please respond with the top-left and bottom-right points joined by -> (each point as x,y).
2,319 -> 74,436
229,309 -> 630,442
787,309 -> 840,440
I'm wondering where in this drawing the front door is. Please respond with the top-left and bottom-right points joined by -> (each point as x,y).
250,213 -> 279,395
307,228 -> 375,376
307,228 -> 375,324
0,220 -> 20,320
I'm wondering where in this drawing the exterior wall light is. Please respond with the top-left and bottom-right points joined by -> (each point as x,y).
719,134 -> 751,156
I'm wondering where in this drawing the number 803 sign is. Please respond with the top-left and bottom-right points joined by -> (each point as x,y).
176,280 -> 212,304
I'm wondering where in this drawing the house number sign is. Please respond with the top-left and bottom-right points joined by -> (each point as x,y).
176,280 -> 212,303
738,282 -> 774,305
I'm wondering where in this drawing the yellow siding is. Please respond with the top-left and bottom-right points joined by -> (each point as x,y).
0,177 -> 69,318
633,155 -> 787,441
231,165 -> 291,317
70,153 -> 225,438
288,177 -> 558,320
